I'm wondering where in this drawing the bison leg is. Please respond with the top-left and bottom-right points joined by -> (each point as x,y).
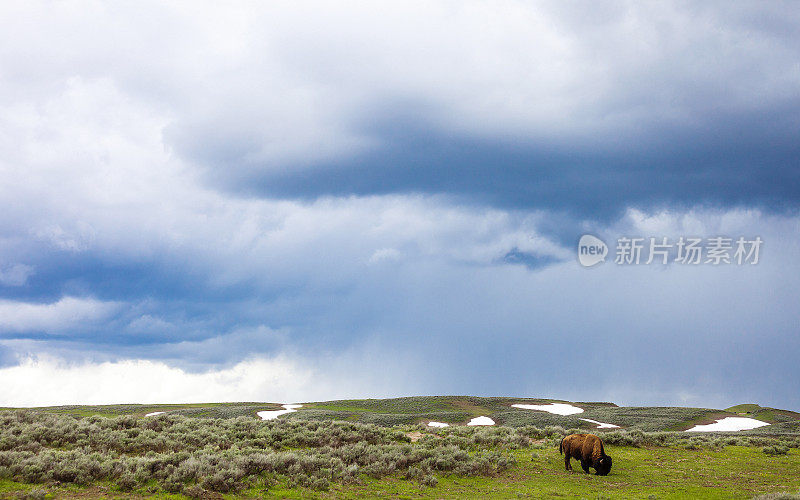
580,460 -> 590,474
564,454 -> 573,471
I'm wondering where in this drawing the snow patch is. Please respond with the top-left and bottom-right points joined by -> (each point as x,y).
467,416 -> 495,426
427,421 -> 449,428
257,404 -> 303,420
580,418 -> 619,429
686,417 -> 769,432
512,403 -> 584,415
144,411 -> 165,417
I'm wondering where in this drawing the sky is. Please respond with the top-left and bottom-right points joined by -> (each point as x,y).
0,1 -> 798,409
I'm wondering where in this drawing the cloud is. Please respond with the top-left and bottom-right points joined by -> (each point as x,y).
13,208 -> 800,409
166,1 -> 800,215
0,341 -> 435,407
1,2 -> 798,215
0,263 -> 34,286
0,355 -> 313,406
0,77 -> 797,406
0,297 -> 120,334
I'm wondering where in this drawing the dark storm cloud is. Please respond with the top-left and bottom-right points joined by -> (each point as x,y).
182,98 -> 800,219
153,2 -> 800,217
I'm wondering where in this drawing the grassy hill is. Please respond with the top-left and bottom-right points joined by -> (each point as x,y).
9,396 -> 799,434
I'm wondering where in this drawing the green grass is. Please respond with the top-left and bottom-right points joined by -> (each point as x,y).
317,446 -> 800,499
728,404 -> 763,414
237,446 -> 800,499
4,445 -> 799,499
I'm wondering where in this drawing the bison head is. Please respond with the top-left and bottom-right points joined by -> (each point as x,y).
595,455 -> 612,476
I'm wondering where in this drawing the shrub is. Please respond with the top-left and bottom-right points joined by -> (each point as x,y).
421,474 -> 438,487
751,492 -> 800,500
762,445 -> 789,456
0,412 -> 518,493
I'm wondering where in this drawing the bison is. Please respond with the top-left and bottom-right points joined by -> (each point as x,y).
559,433 -> 612,475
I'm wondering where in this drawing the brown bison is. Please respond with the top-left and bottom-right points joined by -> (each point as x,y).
559,433 -> 612,475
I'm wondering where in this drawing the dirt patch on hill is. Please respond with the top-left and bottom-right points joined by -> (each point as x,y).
670,411 -> 737,431
406,431 -> 423,442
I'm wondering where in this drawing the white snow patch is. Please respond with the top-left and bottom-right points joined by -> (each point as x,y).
427,421 -> 449,428
144,411 -> 165,417
580,418 -> 619,429
257,404 -> 303,420
512,403 -> 584,415
467,416 -> 495,426
686,417 -> 769,432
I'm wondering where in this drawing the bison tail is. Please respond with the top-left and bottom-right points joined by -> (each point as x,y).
559,437 -> 564,455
